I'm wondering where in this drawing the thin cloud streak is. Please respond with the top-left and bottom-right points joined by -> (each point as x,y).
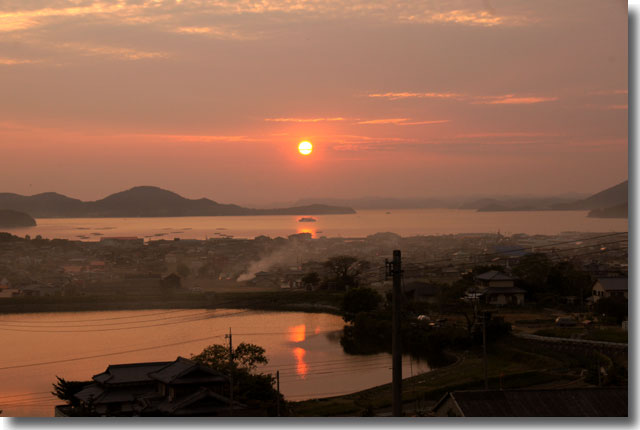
456,131 -> 563,138
357,118 -> 450,125
474,94 -> 559,105
0,0 -> 538,35
0,57 -> 39,65
401,120 -> 451,126
369,91 -> 558,105
264,117 -> 346,123
357,118 -> 409,125
118,133 -> 263,143
172,26 -> 254,40
0,2 -> 140,32
54,43 -> 169,60
368,91 -> 463,100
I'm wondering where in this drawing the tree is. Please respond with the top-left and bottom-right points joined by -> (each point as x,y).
547,261 -> 592,299
323,255 -> 368,289
191,342 -> 268,373
191,342 -> 283,414
176,262 -> 191,278
161,273 -> 181,290
51,376 -> 92,407
513,253 -> 553,297
301,272 -> 320,289
594,296 -> 628,324
342,287 -> 382,322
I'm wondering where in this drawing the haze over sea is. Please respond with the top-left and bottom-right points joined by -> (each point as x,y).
3,209 -> 628,241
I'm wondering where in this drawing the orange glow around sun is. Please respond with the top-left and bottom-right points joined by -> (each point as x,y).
298,141 -> 312,155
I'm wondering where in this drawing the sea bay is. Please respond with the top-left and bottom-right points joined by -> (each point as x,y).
1,209 -> 628,241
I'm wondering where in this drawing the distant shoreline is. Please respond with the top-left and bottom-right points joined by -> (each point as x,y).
0,291 -> 344,316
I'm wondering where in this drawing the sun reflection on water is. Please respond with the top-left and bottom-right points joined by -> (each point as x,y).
293,347 -> 308,378
288,324 -> 306,343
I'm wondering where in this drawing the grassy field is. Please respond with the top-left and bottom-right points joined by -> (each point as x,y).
533,327 -> 628,343
288,336 -> 584,417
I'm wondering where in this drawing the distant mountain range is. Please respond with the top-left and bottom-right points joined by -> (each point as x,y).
0,186 -> 356,218
553,181 -> 628,211
290,181 -> 628,218
475,180 -> 628,218
292,196 -> 454,210
291,195 -> 587,210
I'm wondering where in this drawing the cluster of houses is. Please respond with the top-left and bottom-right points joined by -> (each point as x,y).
0,277 -> 66,298
55,357 -> 249,417
400,269 -> 627,309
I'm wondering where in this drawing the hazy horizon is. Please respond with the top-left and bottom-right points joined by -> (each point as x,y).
0,181 -> 616,208
0,0 -> 627,205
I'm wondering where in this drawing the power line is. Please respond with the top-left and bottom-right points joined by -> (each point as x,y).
356,232 -> 628,281
359,231 -> 627,276
402,231 -> 627,268
0,309 -> 255,333
402,236 -> 628,270
285,389 -> 360,399
260,355 -> 387,372
0,334 -> 226,371
277,361 -> 420,380
0,328 -> 338,370
0,308 -> 194,324
0,310 -> 213,328
0,391 -> 51,400
0,395 -> 57,407
401,240 -> 628,277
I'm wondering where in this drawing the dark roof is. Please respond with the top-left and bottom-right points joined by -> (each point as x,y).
475,271 -> 516,281
595,278 -> 628,292
75,383 -> 104,403
437,388 -> 627,417
93,361 -> 172,385
149,357 -> 227,384
483,286 -> 527,295
75,383 -> 157,405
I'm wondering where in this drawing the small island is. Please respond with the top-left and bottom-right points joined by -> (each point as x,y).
298,217 -> 317,222
0,209 -> 37,228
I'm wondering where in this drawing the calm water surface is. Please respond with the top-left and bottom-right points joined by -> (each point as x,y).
0,309 -> 430,417
2,209 -> 628,241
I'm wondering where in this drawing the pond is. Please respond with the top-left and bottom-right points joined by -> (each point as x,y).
0,309 -> 431,416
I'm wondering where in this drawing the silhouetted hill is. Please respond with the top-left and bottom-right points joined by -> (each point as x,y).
0,186 -> 356,218
0,210 -> 36,227
0,192 -> 84,217
554,180 -> 628,211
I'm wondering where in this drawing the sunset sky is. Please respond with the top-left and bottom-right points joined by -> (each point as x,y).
0,0 -> 628,205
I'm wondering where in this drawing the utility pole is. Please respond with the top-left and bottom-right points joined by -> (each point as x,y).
482,312 -> 488,390
276,370 -> 281,417
389,250 -> 403,417
225,328 -> 234,416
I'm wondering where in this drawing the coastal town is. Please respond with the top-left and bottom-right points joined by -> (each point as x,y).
0,229 -> 629,417
0,231 -> 628,301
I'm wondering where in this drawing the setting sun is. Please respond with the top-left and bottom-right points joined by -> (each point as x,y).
298,141 -> 313,155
